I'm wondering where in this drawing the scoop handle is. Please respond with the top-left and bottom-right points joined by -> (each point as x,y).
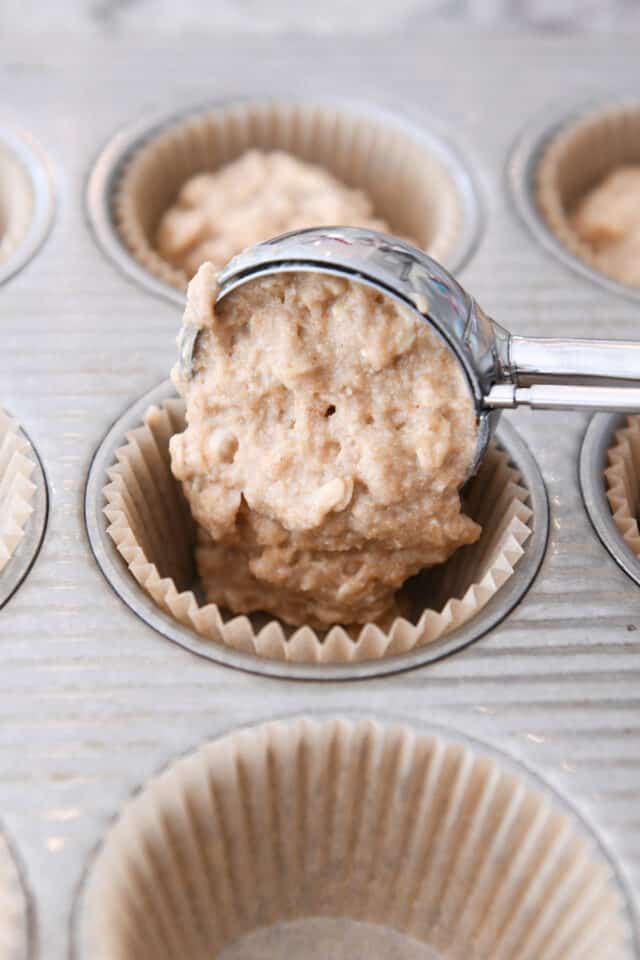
507,335 -> 640,386
486,383 -> 640,412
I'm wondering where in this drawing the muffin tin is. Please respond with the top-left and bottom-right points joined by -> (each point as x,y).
0,414 -> 48,611
85,380 -> 547,678
87,98 -> 482,305
509,97 -> 640,302
0,125 -> 54,287
581,414 -> 640,589
73,715 -> 634,959
1,26 -> 640,960
0,827 -> 30,960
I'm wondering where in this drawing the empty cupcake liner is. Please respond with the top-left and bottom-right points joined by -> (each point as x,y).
0,143 -> 33,265
111,99 -> 474,292
0,832 -> 28,960
101,398 -> 533,665
0,410 -> 37,575
536,102 -> 640,288
604,414 -> 640,560
78,717 -> 630,960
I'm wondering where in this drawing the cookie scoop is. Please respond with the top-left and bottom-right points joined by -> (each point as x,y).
180,226 -> 640,483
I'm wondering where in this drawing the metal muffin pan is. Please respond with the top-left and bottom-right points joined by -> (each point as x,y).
0,422 -> 48,611
84,379 -> 548,680
508,96 -> 640,303
71,712 -> 639,960
581,413 -> 640,589
0,823 -> 33,960
0,125 -> 54,287
2,27 -> 640,960
85,97 -> 484,306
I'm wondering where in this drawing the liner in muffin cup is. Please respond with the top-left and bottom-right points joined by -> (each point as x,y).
0,410 -> 36,574
536,103 -> 640,286
79,717 -> 629,960
604,414 -> 640,559
0,833 -> 27,960
114,100 -> 467,291
102,399 -> 533,665
0,144 -> 33,265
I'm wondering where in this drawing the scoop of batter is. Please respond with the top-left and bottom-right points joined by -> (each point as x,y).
572,165 -> 640,287
170,263 -> 480,628
156,150 -> 389,278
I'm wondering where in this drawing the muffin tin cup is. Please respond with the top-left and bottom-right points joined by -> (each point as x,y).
0,410 -> 48,610
72,714 -> 636,960
84,379 -> 548,679
605,416 -> 640,558
509,96 -> 640,301
580,413 -> 640,588
86,97 -> 483,305
0,829 -> 31,960
0,126 -> 54,286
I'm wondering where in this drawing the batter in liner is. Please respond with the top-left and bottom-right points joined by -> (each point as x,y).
156,150 -> 389,278
572,165 -> 640,287
170,263 -> 480,628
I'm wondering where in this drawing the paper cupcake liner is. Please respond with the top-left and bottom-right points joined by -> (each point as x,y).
102,399 -> 533,664
0,143 -> 33,265
536,103 -> 640,286
604,414 -> 640,559
0,833 -> 27,960
80,717 -> 628,960
114,100 -> 465,291
0,410 -> 36,574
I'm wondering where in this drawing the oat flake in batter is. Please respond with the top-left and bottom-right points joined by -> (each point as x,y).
155,150 -> 389,278
170,263 -> 480,628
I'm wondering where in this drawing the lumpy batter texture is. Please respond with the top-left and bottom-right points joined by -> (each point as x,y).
170,264 -> 480,628
572,165 -> 640,287
156,150 -> 389,278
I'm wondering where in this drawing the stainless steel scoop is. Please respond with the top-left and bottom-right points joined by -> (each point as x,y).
179,226 -> 640,478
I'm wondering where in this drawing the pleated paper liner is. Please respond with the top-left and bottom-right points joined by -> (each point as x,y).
102,399 -> 533,665
0,143 -> 33,265
79,717 -> 629,960
114,100 -> 466,291
604,415 -> 640,559
0,410 -> 36,574
0,832 -> 27,960
536,102 -> 640,287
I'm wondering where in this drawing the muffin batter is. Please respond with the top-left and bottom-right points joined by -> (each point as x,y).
156,150 -> 389,278
170,263 -> 480,628
572,165 -> 640,287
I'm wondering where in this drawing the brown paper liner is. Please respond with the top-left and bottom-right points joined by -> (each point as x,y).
536,103 -> 640,286
80,718 -> 628,960
0,145 -> 33,264
114,100 -> 464,290
604,415 -> 640,559
0,410 -> 36,574
0,833 -> 27,960
103,400 -> 533,664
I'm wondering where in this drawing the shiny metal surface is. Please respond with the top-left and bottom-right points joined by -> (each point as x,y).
510,336 -> 640,385
2,27 -> 640,960
0,125 -> 55,288
488,383 -> 640,412
84,378 -> 549,680
580,414 -> 640,589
